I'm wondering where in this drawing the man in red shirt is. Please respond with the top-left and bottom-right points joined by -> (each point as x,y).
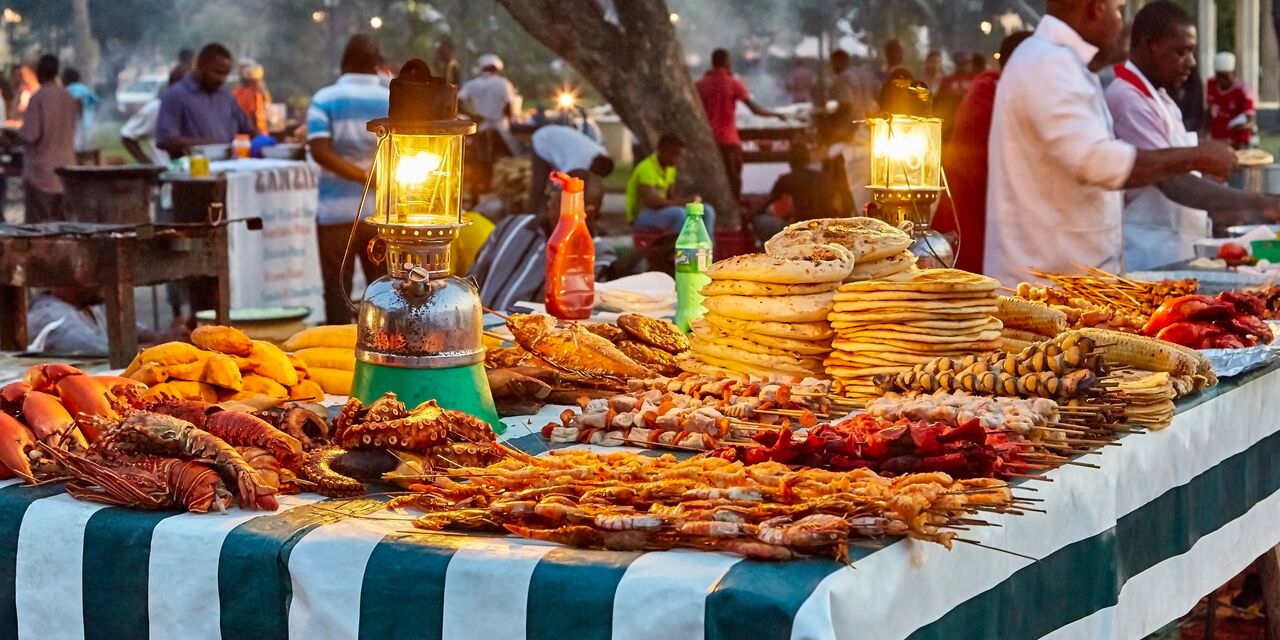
1206,52 -> 1256,148
695,49 -> 785,200
932,32 -> 1033,273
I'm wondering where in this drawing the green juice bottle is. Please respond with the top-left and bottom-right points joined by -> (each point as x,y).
674,201 -> 713,332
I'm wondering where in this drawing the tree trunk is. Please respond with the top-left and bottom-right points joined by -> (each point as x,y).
70,0 -> 101,84
495,0 -> 738,228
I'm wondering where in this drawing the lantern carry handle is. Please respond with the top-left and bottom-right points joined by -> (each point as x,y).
339,130 -> 388,315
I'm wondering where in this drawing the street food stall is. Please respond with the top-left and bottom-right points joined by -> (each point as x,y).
3,58 -> 1280,640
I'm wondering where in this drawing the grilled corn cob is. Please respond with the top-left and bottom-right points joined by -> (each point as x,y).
997,296 -> 1068,337
1060,328 -> 1209,378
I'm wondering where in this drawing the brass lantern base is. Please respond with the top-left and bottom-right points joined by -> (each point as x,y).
867,187 -> 955,269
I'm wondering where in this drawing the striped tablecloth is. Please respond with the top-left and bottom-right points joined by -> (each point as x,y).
3,362 -> 1280,640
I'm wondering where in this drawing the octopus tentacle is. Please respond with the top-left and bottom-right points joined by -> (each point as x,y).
300,446 -> 365,497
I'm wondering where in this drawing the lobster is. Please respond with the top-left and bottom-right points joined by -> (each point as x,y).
19,365 -> 146,442
41,445 -> 232,513
0,413 -> 36,481
92,412 -> 278,510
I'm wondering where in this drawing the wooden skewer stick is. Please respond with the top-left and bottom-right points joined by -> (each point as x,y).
1004,472 -> 1053,482
483,306 -> 510,320
953,538 -> 1039,562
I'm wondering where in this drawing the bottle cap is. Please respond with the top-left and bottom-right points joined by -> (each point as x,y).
685,201 -> 704,216
549,171 -> 584,193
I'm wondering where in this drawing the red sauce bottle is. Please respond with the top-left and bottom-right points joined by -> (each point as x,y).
545,171 -> 595,319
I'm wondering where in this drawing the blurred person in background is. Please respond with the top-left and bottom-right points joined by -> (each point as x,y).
306,34 -> 390,325
751,141 -> 841,242
626,133 -> 717,234
18,55 -> 78,222
932,31 -> 1034,273
878,38 -> 906,83
922,50 -> 945,94
169,48 -> 194,85
232,62 -> 271,135
528,124 -> 614,215
782,59 -> 814,104
1206,52 -> 1256,149
11,64 -> 37,119
695,48 -> 786,201
935,54 -> 978,141
826,49 -> 879,212
156,43 -> 254,158
459,54 -> 520,195
1173,63 -> 1205,132
62,67 -> 99,163
121,76 -> 178,165
433,39 -> 459,84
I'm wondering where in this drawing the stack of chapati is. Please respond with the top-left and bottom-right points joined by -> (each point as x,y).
680,244 -> 853,379
1116,371 -> 1176,430
764,217 -> 919,282
826,269 -> 1004,399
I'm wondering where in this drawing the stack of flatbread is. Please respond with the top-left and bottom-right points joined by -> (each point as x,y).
764,217 -> 919,282
680,244 -> 853,379
826,269 -> 1004,400
1116,370 -> 1176,430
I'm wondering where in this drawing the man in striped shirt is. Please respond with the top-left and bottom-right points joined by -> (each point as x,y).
306,34 -> 390,324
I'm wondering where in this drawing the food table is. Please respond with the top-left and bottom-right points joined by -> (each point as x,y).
0,362 -> 1276,639
162,159 -> 325,323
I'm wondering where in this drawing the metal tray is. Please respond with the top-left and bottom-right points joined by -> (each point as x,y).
1200,321 -> 1280,378
1125,270 -> 1272,295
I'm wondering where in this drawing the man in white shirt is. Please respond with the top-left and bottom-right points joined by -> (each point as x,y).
459,54 -> 521,195
1106,1 -> 1280,270
527,124 -> 614,211
984,0 -> 1236,287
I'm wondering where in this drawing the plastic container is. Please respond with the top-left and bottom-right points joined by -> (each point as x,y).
674,201 -> 713,332
1251,239 -> 1280,262
545,171 -> 595,320
232,134 -> 251,159
188,151 -> 210,178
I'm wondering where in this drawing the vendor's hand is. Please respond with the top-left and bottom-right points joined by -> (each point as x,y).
1193,140 -> 1238,181
1260,196 -> 1280,221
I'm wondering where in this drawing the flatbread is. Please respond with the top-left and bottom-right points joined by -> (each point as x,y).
690,337 -> 824,370
836,329 -> 1003,343
689,350 -> 823,378
690,318 -> 832,356
834,289 -> 994,302
704,313 -> 835,341
833,337 -> 1004,353
706,247 -> 853,284
700,279 -> 839,297
830,311 -> 993,325
838,269 -> 1000,294
879,267 -> 922,282
836,317 -> 1001,332
765,217 -> 913,262
845,251 -> 916,281
820,362 -> 910,376
688,327 -> 793,357
825,350 -> 937,365
703,291 -> 836,323
829,306 -> 995,320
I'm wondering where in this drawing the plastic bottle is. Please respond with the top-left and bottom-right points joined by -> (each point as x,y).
545,171 -> 595,320
233,134 -> 251,159
674,201 -> 713,332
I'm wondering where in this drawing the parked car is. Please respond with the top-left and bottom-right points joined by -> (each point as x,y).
116,74 -> 167,115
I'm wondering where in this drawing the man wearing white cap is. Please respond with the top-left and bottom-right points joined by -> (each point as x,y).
460,54 -> 522,193
1207,51 -> 1256,149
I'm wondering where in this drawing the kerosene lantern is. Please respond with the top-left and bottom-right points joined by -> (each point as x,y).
865,78 -> 954,268
349,59 -> 501,430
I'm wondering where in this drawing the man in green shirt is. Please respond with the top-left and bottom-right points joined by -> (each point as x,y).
625,134 -> 717,234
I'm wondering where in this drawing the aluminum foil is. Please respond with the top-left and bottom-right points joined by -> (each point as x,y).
1200,322 -> 1280,378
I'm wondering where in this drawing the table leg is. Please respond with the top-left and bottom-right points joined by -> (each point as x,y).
0,286 -> 27,350
1203,588 -> 1216,640
213,226 -> 230,325
1257,545 -> 1280,640
104,243 -> 138,369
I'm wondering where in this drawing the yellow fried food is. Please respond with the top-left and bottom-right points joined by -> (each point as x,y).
293,347 -> 355,372
283,324 -> 357,351
248,340 -> 299,386
286,354 -> 310,380
201,353 -> 245,391
128,362 -> 170,386
288,380 -> 326,402
241,374 -> 289,399
163,351 -> 213,381
308,367 -> 353,395
122,352 -> 144,377
137,341 -> 204,367
190,325 -> 254,356
143,380 -> 218,403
